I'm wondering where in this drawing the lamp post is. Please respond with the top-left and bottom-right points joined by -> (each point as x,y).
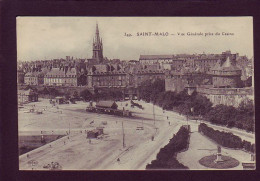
69,122 -> 71,135
153,103 -> 155,125
122,121 -> 125,148
186,107 -> 194,126
199,109 -> 202,124
190,107 -> 194,118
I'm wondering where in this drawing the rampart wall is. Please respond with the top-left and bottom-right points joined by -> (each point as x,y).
197,87 -> 253,107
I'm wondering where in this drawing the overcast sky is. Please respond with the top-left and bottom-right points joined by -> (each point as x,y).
17,17 -> 253,61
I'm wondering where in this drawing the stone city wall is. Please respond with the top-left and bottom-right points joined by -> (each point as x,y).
197,87 -> 254,107
165,77 -> 187,93
212,76 -> 241,88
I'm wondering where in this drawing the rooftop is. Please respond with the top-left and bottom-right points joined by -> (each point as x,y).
96,101 -> 118,109
211,57 -> 241,73
140,55 -> 173,60
18,89 -> 37,95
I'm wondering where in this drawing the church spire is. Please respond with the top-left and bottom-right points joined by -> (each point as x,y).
95,23 -> 100,43
96,23 -> 99,34
92,22 -> 103,63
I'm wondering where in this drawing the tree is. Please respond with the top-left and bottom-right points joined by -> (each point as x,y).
80,89 -> 93,101
64,92 -> 70,100
238,98 -> 254,116
176,103 -> 191,115
39,87 -> 49,95
227,121 -> 235,128
191,94 -> 212,116
205,104 -> 237,125
49,88 -> 60,97
138,79 -> 165,103
78,74 -> 87,86
73,91 -> 79,98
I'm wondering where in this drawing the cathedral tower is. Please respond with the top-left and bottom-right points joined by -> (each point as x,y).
92,23 -> 103,63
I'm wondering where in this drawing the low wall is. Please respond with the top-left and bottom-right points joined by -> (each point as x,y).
18,85 -> 94,95
197,87 -> 253,95
197,87 -> 254,107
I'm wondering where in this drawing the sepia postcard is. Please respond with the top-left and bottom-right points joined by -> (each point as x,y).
17,17 -> 255,170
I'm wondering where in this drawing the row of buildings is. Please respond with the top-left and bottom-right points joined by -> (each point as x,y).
17,23 -> 253,107
165,55 -> 253,107
17,24 -> 166,89
140,50 -> 252,77
18,62 -> 165,89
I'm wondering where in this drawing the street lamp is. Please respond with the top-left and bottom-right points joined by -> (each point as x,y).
186,107 -> 194,126
153,103 -> 155,125
122,121 -> 125,148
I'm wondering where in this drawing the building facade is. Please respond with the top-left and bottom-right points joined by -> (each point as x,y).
139,55 -> 173,64
165,70 -> 212,93
44,67 -> 78,86
18,89 -> 38,103
88,72 -> 128,88
197,86 -> 253,107
17,69 -> 25,84
87,64 -> 128,88
210,56 -> 242,88
24,71 -> 45,85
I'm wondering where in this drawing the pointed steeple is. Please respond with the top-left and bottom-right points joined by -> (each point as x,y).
212,59 -> 222,70
95,23 -> 100,43
222,56 -> 232,68
92,22 -> 103,63
96,23 -> 99,34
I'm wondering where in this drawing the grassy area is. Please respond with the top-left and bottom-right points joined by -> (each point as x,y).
199,155 -> 239,169
199,123 -> 255,153
19,135 -> 65,155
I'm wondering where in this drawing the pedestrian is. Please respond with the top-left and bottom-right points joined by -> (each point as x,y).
151,136 -> 154,141
49,144 -> 52,148
168,121 -> 170,126
89,139 -> 91,144
27,154 -> 29,158
64,141 -> 66,145
68,136 -> 70,140
167,116 -> 168,120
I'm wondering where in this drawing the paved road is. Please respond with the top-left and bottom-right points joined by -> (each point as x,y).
153,107 -> 255,143
19,99 -> 255,170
